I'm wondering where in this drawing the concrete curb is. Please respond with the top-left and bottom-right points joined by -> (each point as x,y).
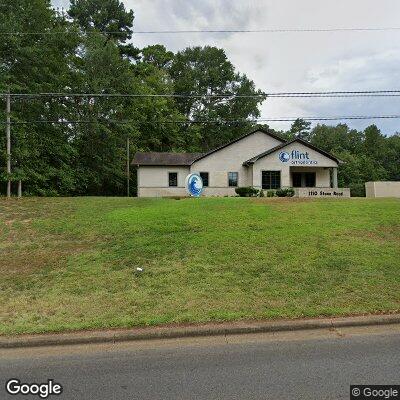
1,314 -> 400,349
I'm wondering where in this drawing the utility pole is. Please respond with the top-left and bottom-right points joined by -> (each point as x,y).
6,91 -> 11,198
126,136 -> 130,197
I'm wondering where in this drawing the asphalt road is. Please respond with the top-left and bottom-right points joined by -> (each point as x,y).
1,324 -> 400,400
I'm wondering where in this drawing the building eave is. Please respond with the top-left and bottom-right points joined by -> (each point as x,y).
243,138 -> 342,165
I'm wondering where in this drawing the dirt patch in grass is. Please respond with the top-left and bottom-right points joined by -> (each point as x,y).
344,224 -> 400,243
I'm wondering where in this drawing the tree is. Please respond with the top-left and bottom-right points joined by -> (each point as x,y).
287,118 -> 311,141
385,134 -> 400,180
68,0 -> 139,59
0,0 -> 80,195
169,46 -> 265,150
141,45 -> 174,70
310,124 -> 363,153
363,124 -> 387,161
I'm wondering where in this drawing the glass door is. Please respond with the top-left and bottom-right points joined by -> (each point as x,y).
292,172 -> 302,188
305,172 -> 316,187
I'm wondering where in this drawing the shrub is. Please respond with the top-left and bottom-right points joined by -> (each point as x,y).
235,187 -> 260,197
259,190 -> 265,197
275,187 -> 295,197
350,183 -> 366,197
266,190 -> 276,197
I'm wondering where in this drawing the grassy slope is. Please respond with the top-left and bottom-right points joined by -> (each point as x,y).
0,197 -> 399,335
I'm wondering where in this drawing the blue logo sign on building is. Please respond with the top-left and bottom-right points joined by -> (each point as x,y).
279,152 -> 290,162
278,150 -> 318,165
185,173 -> 204,197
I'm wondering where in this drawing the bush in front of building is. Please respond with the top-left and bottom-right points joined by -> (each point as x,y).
235,187 -> 260,197
259,190 -> 265,197
275,188 -> 295,197
266,190 -> 276,197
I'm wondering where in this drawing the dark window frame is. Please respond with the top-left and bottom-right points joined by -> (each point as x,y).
168,172 -> 178,187
200,172 -> 209,187
228,172 -> 239,187
262,171 -> 281,190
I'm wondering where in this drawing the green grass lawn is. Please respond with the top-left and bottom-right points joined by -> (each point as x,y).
1,196 -> 399,335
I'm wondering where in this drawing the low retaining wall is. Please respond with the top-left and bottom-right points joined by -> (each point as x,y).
138,187 -> 188,197
365,181 -> 400,198
294,187 -> 350,198
138,187 -> 237,197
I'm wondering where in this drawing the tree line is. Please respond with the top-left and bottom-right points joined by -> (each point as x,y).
1,0 -> 399,196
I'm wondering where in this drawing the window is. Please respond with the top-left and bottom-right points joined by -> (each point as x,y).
168,172 -> 178,187
228,172 -> 238,187
305,172 -> 316,187
200,172 -> 209,187
292,172 -> 302,188
262,171 -> 281,190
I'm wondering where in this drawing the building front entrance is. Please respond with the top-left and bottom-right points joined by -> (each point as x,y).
292,172 -> 316,188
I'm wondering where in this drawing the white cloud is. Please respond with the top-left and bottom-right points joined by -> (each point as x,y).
52,0 -> 400,134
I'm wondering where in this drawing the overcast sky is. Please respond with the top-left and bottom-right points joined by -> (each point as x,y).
52,0 -> 400,135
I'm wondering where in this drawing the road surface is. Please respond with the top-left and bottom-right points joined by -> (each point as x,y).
1,324 -> 399,399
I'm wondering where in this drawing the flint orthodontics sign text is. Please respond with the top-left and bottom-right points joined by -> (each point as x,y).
279,150 -> 318,165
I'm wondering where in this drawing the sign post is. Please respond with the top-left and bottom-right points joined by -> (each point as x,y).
6,91 -> 11,198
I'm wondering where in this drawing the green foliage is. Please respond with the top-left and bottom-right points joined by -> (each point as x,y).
259,189 -> 265,197
169,46 -> 266,150
350,183 -> 366,197
0,0 -> 399,197
235,187 -> 260,197
266,190 -> 276,197
275,188 -> 295,197
68,0 -> 139,59
0,0 -> 270,196
283,118 -> 312,141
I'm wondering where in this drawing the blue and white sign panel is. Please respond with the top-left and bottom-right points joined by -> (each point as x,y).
278,150 -> 318,165
185,173 -> 204,197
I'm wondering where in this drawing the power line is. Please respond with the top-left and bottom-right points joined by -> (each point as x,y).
2,115 -> 400,125
2,27 -> 400,35
4,90 -> 400,99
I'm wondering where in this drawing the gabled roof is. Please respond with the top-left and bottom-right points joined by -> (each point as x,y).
243,138 -> 342,166
132,152 -> 204,166
132,128 -> 286,167
190,128 -> 286,164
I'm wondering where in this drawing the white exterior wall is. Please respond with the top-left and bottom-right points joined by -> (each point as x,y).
136,134 -> 340,197
137,166 -> 189,197
190,131 -> 283,188
252,142 -> 337,188
365,181 -> 400,198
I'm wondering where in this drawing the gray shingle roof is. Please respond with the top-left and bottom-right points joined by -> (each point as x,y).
132,129 -> 286,167
132,152 -> 205,166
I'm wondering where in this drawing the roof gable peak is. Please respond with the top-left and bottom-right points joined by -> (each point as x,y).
191,128 -> 285,164
243,137 -> 342,165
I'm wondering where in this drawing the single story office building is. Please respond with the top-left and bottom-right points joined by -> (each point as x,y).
133,129 -> 349,197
